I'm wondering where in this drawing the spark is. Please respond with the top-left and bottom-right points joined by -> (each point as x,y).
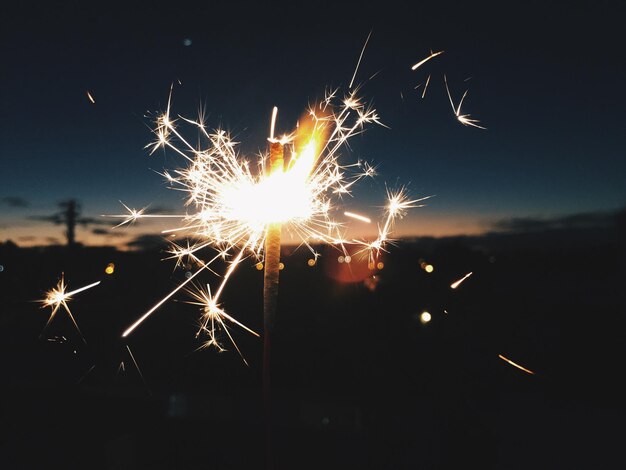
269,106 -> 278,142
421,75 -> 431,99
444,75 -> 486,129
344,211 -> 371,224
77,364 -> 96,384
349,30 -> 373,89
40,275 -> 100,342
353,192 -> 432,263
86,91 -> 96,104
451,271 -> 473,289
126,345 -> 150,392
103,201 -> 185,228
411,50 -> 444,71
498,354 -> 535,375
112,88 -> 418,359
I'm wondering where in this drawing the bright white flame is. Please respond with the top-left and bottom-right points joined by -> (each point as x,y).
220,140 -> 318,226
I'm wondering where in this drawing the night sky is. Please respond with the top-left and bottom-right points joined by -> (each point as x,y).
1,1 -> 624,247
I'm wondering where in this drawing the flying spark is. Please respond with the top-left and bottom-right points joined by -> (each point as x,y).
111,87 -> 420,358
349,30 -> 373,89
451,271 -> 473,289
344,211 -> 371,224
498,354 -> 535,375
86,91 -> 96,104
444,75 -> 486,129
40,276 -> 100,342
411,50 -> 444,71
421,75 -> 431,99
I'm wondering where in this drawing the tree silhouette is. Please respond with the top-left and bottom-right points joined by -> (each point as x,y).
31,199 -> 105,246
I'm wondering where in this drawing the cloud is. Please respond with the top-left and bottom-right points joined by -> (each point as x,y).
147,205 -> 176,215
91,227 -> 126,237
125,234 -> 169,250
492,210 -> 616,233
1,196 -> 29,208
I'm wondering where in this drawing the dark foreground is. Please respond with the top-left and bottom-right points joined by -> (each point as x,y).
1,221 -> 625,469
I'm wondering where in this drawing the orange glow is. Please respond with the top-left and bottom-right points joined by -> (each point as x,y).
376,262 -> 384,270
105,263 -> 115,275
255,262 -> 264,271
307,259 -> 316,267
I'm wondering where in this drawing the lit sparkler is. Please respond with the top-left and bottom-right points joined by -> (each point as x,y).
40,275 -> 100,342
110,87 -> 421,358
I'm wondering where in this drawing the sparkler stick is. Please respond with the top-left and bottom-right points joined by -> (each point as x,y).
263,141 -> 284,333
262,140 -> 284,470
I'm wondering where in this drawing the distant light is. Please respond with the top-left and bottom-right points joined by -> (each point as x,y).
0,265 -> 4,273
279,262 -> 285,270
183,38 -> 193,46
344,255 -> 352,264
376,261 -> 384,270
424,264 -> 434,273
338,256 -> 345,264
307,259 -> 316,267
105,263 -> 115,275
184,271 -> 192,279
256,262 -> 264,271
420,311 -> 432,324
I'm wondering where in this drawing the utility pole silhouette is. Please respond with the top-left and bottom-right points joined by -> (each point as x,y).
32,199 -> 103,246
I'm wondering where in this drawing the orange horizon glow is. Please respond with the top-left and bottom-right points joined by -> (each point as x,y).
0,214 -> 492,249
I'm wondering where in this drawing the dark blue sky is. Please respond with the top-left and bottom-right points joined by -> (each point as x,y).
1,1 -> 624,245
